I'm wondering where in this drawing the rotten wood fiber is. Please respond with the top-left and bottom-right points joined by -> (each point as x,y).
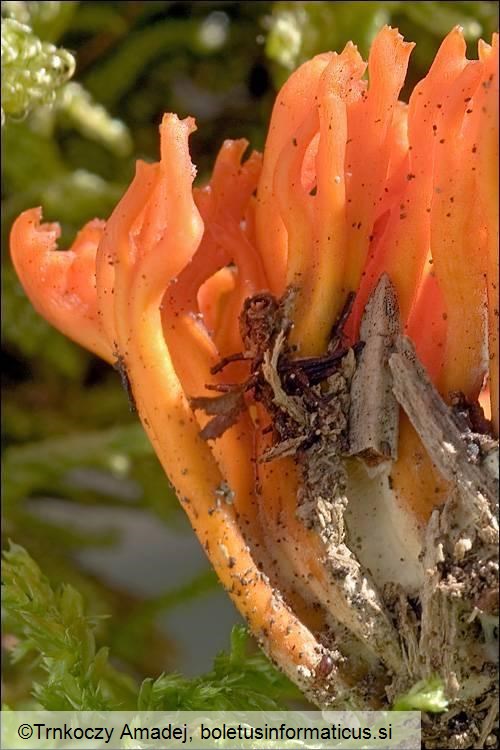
389,335 -> 499,512
348,273 -> 400,465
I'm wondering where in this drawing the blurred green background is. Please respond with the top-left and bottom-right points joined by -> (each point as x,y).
2,1 -> 498,710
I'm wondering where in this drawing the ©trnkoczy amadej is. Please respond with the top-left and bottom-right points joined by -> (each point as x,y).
10,25 -> 499,748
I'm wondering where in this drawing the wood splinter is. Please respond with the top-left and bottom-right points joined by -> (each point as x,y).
348,273 -> 400,466
389,335 -> 499,511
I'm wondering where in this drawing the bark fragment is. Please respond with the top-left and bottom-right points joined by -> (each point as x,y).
348,274 -> 400,465
389,335 -> 499,511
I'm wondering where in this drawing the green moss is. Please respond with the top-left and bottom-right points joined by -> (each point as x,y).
1,18 -> 75,123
